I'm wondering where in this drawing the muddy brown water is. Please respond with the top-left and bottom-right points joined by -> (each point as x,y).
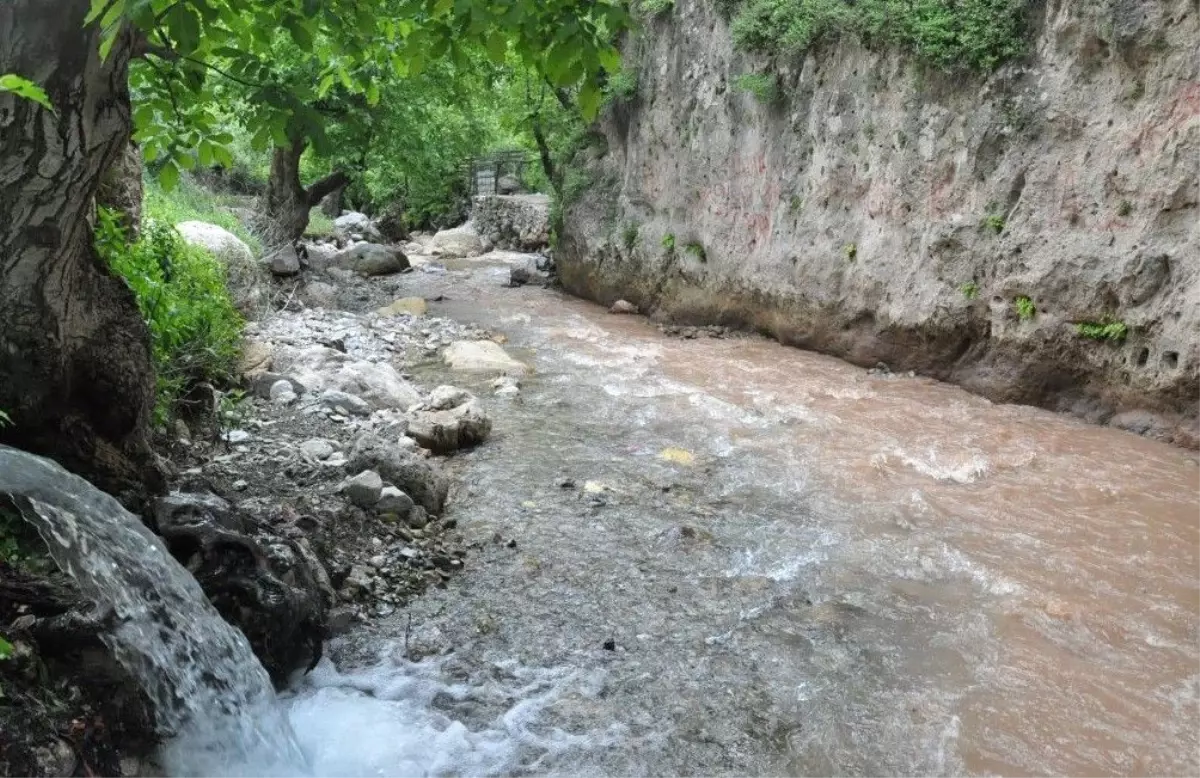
302,257 -> 1198,777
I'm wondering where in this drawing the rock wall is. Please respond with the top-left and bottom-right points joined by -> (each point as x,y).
472,194 -> 551,251
559,0 -> 1199,446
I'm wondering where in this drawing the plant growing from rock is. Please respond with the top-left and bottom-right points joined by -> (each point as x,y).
843,243 -> 858,262
1014,295 -> 1036,321
732,73 -> 779,104
662,232 -> 676,252
1118,200 -> 1133,217
961,282 -> 980,300
640,0 -> 675,14
1075,318 -> 1129,343
684,241 -> 707,262
983,212 -> 1005,234
622,222 -> 640,251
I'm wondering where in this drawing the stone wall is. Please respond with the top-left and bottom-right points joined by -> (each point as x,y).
471,194 -> 551,251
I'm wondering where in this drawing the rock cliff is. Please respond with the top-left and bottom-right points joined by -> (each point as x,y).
559,0 -> 1198,445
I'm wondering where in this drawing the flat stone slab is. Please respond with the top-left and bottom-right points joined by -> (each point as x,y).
442,340 -> 528,376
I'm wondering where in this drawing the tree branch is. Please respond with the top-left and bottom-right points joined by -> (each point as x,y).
305,171 -> 350,207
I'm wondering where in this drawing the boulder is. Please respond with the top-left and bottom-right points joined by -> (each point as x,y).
443,340 -> 529,376
348,434 -> 449,514
299,439 -> 336,461
377,486 -> 415,517
303,241 -> 340,269
427,385 -> 472,411
239,339 -> 274,376
333,211 -> 381,242
470,194 -> 551,251
249,371 -> 304,399
407,399 -> 492,454
153,492 -> 331,682
429,224 -> 485,258
174,221 -> 268,317
273,345 -> 422,410
343,470 -> 383,508
269,379 -> 297,405
267,244 -> 301,276
609,299 -> 638,314
376,297 -> 427,317
321,389 -> 371,417
331,243 -> 410,276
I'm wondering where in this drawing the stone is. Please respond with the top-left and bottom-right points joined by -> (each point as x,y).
609,299 -> 638,315
377,297 -> 427,317
173,418 -> 192,444
321,389 -> 372,417
407,399 -> 492,454
154,491 -> 235,532
300,438 -> 336,460
334,211 -> 381,242
270,379 -> 296,402
239,339 -> 274,376
175,221 -> 254,266
268,244 -> 302,276
303,280 -> 339,307
343,470 -> 384,507
331,243 -> 410,276
443,340 -> 529,376
250,372 -> 305,399
470,194 -> 551,251
97,143 -> 143,237
175,221 -> 268,316
377,486 -> 415,516
429,224 -> 486,258
427,385 -> 472,411
223,429 -> 251,444
348,433 -> 449,514
303,241 -> 340,269
273,345 -> 422,410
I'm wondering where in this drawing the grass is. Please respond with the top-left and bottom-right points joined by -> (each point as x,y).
843,242 -> 857,261
144,173 -> 263,255
96,207 -> 243,425
662,232 -> 676,252
607,69 -> 638,101
982,212 -> 1005,234
723,0 -> 1031,72
1013,295 -> 1035,321
622,222 -> 640,251
732,73 -> 779,104
1076,318 -> 1128,343
684,241 -> 707,262
307,208 -> 337,238
961,281 -> 979,300
640,0 -> 675,14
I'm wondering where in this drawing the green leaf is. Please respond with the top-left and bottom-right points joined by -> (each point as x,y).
158,159 -> 180,190
0,74 -> 54,112
578,80 -> 602,120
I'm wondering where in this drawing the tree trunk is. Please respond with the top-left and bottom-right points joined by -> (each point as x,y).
262,137 -> 349,245
0,2 -> 162,500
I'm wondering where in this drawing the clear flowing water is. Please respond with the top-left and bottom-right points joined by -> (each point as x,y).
5,251 -> 1197,777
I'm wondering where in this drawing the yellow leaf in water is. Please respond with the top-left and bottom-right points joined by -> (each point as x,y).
521,500 -> 537,509
583,481 -> 608,494
660,447 -> 695,465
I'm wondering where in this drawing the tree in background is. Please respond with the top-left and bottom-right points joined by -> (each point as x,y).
0,0 -> 627,497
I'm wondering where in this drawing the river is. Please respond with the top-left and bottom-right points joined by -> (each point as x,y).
271,255 -> 1198,776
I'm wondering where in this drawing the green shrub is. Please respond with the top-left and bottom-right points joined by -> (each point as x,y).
1076,318 -> 1128,343
961,281 -> 979,300
982,212 -> 1005,234
640,0 -> 675,14
732,73 -> 778,104
662,232 -> 676,252
684,241 -> 707,261
726,0 -> 1030,72
1014,295 -> 1035,321
607,69 -> 639,101
307,208 -> 337,238
843,242 -> 857,261
95,208 -> 243,424
1118,200 -> 1133,217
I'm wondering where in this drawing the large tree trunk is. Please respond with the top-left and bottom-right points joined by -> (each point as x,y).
262,137 -> 349,245
0,2 -> 162,500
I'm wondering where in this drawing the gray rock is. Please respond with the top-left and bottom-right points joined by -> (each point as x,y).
609,299 -> 638,314
268,245 -> 301,276
334,211 -> 381,242
470,194 -> 551,251
343,469 -> 383,507
332,243 -> 410,276
299,438 -> 336,460
377,485 -> 415,516
442,340 -> 529,376
407,398 -> 492,453
273,345 -> 422,410
154,491 -> 236,532
321,389 -> 372,416
270,379 -> 295,401
348,433 -> 449,514
427,385 -> 472,411
250,372 -> 306,399
429,224 -> 485,258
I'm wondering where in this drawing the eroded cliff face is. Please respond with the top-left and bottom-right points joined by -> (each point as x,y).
559,0 -> 1199,445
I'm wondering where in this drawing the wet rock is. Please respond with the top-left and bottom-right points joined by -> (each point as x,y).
270,379 -> 297,405
321,389 -> 372,417
609,299 -> 638,314
343,470 -> 384,508
377,297 -> 427,317
348,433 -> 449,514
326,606 -> 357,636
407,399 -> 492,453
331,243 -> 410,276
250,371 -> 305,399
509,265 -> 532,286
492,376 -> 521,396
443,340 -> 529,376
377,486 -> 415,517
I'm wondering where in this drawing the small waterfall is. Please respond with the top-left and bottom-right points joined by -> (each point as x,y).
0,446 -> 310,776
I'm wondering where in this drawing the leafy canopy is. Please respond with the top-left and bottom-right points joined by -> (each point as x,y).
88,0 -> 628,185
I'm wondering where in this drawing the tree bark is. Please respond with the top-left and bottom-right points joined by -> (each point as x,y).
0,2 -> 162,500
262,137 -> 349,245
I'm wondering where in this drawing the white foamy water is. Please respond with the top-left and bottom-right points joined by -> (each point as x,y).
281,649 -> 618,778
